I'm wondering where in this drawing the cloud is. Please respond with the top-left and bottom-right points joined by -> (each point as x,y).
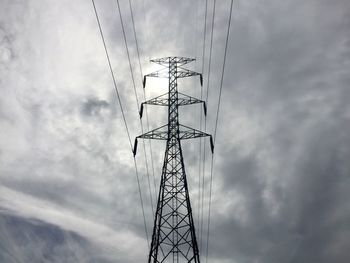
201,1 -> 350,262
81,97 -> 110,117
0,185 -> 146,262
1,0 -> 350,262
0,211 -> 115,263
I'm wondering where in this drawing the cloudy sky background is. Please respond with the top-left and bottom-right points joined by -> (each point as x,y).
1,0 -> 350,262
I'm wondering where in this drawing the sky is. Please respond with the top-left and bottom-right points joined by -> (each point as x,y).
0,0 -> 350,262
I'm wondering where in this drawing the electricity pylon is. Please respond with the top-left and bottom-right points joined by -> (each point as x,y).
134,56 -> 214,263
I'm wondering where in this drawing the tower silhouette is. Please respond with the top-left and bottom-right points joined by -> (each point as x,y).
134,57 -> 214,263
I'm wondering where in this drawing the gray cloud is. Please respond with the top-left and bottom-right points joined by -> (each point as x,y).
0,212 -> 116,263
81,97 -> 110,117
1,0 -> 349,262
202,1 -> 350,262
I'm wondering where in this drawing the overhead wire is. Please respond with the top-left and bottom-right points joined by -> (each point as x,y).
127,0 -> 157,200
142,0 -> 151,61
194,0 -> 202,235
91,0 -> 150,248
191,0 -> 201,250
114,0 -> 156,218
205,0 -> 235,262
194,0 -> 199,59
198,0 -> 209,253
201,0 -> 217,255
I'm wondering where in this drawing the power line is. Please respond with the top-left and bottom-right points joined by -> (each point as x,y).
205,0 -> 217,106
193,4 -> 201,234
194,0 -> 199,59
198,0 -> 208,252
115,0 -> 139,106
142,0 -> 151,60
91,0 -> 150,248
127,0 -> 157,200
213,0 -> 233,142
128,0 -> 143,79
205,1 -> 235,262
201,0 -> 217,254
201,0 -> 209,75
114,0 -> 155,217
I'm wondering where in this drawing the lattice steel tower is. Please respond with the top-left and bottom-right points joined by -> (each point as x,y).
133,57 -> 214,263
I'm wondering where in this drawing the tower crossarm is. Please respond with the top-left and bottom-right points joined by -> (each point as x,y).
137,124 -> 168,140
150,56 -> 195,66
139,92 -> 207,118
143,69 -> 203,88
142,69 -> 168,88
179,124 -> 214,153
176,67 -> 203,85
139,92 -> 168,118
133,125 -> 167,156
145,68 -> 169,79
133,124 -> 214,156
143,92 -> 169,106
177,92 -> 206,111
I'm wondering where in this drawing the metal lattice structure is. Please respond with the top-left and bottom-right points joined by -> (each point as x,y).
134,57 -> 214,263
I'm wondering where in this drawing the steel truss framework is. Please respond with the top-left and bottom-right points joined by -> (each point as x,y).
134,57 -> 213,263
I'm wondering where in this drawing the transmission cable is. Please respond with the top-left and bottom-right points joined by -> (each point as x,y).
198,0 -> 208,252
91,0 -> 150,248
205,0 -> 234,262
127,0 -> 157,200
200,0 -> 217,254
115,0 -> 156,218
193,0 -> 199,59
142,0 -> 151,60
